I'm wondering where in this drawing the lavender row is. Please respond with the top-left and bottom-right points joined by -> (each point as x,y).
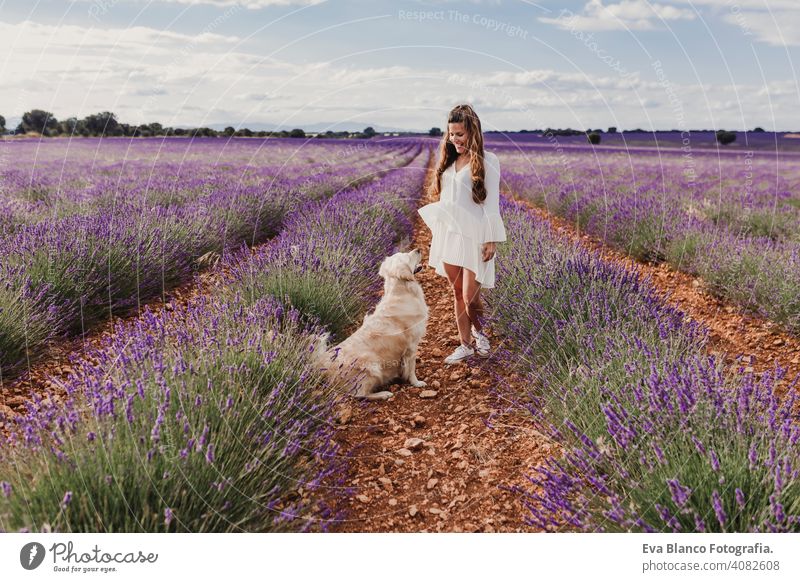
485,197 -> 800,532
0,141 -> 422,377
0,147 -> 430,532
0,138 -> 411,234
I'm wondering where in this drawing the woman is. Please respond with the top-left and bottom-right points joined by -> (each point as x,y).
418,104 -> 507,365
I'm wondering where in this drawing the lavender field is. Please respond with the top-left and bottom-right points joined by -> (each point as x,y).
0,134 -> 798,534
486,196 -> 800,532
496,140 -> 800,334
0,138 -> 430,532
0,137 -> 422,378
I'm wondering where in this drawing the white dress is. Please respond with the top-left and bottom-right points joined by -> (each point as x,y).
417,150 -> 507,288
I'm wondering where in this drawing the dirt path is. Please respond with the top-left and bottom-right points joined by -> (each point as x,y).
328,161 -> 552,533
513,198 -> 800,396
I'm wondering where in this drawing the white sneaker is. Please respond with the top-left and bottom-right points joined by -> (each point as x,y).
471,326 -> 490,358
444,343 -> 474,365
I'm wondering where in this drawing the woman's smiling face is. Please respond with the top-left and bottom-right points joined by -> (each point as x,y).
448,122 -> 468,155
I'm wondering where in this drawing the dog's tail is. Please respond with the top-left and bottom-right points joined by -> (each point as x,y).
309,331 -> 332,369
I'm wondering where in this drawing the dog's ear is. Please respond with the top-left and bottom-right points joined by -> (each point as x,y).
378,256 -> 393,280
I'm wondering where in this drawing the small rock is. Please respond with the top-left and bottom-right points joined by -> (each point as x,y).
412,415 -> 426,427
356,494 -> 370,503
432,380 -> 441,388
397,448 -> 413,457
404,437 -> 424,450
337,406 -> 352,424
394,459 -> 405,467
378,477 -> 393,491
454,405 -> 465,413
428,507 -> 441,515
388,499 -> 397,506
420,390 -> 438,399
469,380 -> 481,389
409,505 -> 418,517
449,371 -> 463,382
478,469 -> 489,478
773,338 -> 785,346
426,478 -> 439,490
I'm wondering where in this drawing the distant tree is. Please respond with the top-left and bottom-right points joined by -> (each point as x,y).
362,126 -> 377,138
429,127 -> 442,137
235,128 -> 254,137
257,130 -> 268,137
607,126 -> 617,134
587,132 -> 601,145
173,127 -> 186,136
148,122 -> 164,136
57,117 -> 80,135
223,126 -> 235,137
289,128 -> 305,138
753,127 -> 765,132
716,130 -> 737,145
20,109 -> 58,134
84,111 -> 120,136
0,115 -> 5,133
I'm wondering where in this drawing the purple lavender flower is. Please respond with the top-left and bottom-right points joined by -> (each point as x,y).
735,488 -> 746,508
205,443 -> 215,464
164,507 -> 174,527
748,443 -> 759,469
709,450 -> 720,472
711,490 -> 727,527
667,478 -> 692,507
61,491 -> 73,509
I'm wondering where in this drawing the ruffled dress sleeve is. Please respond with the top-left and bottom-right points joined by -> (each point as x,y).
481,152 -> 506,244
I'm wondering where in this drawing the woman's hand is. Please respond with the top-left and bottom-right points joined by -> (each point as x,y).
481,242 -> 496,262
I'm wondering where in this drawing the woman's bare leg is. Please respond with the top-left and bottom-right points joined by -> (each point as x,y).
442,262 -> 472,345
461,267 -> 484,333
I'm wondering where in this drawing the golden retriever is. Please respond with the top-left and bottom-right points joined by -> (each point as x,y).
311,249 -> 428,401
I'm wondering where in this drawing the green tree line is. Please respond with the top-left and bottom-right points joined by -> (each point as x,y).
0,109 -> 384,139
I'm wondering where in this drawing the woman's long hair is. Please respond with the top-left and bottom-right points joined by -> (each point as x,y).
429,103 -> 487,205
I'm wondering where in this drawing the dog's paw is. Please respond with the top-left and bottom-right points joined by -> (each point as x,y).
364,390 -> 394,401
411,380 -> 427,388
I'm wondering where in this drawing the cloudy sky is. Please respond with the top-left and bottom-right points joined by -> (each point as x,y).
1,0 -> 798,131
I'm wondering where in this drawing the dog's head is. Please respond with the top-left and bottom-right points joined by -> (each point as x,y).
378,249 -> 423,282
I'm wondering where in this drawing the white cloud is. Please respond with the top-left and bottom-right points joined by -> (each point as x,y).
0,18 -> 795,130
541,0 -> 696,32
74,0 -> 325,9
721,9 -> 800,46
